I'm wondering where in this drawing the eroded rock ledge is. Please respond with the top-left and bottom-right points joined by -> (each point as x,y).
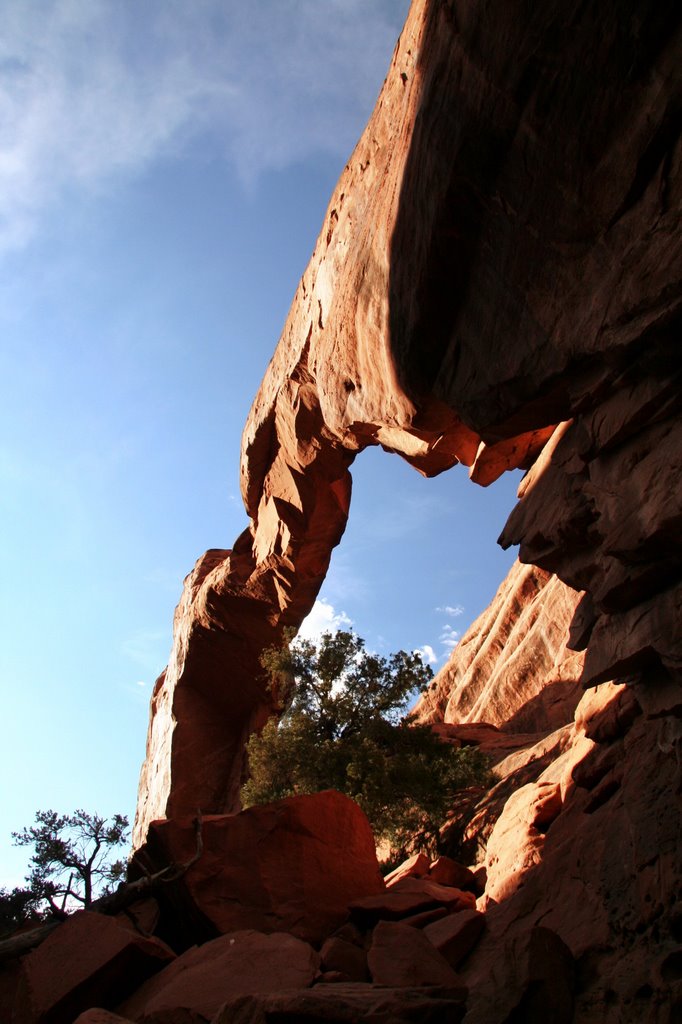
134,0 -> 681,847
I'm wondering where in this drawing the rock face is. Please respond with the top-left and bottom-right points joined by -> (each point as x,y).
117,930 -> 320,1022
414,559 -> 584,732
134,0 -> 681,846
103,0 -> 682,1019
132,791 -> 385,947
456,678 -> 682,1023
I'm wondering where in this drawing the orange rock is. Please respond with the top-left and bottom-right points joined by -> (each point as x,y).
117,930 -> 319,1021
349,891 -> 449,928
14,911 -> 174,1024
132,0 -> 681,859
428,857 -> 476,891
368,920 -> 466,989
424,910 -> 486,968
388,877 -> 477,912
464,926 -> 574,1024
134,791 -> 384,946
384,852 -> 430,887
414,560 -> 584,733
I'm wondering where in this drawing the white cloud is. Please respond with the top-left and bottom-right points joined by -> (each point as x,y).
298,598 -> 352,642
436,604 -> 464,617
0,0 -> 408,254
414,644 -> 437,666
439,625 -> 460,652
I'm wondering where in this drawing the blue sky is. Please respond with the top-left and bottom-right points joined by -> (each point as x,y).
0,1 -> 520,887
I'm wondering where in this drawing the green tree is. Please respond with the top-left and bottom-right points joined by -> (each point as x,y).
242,630 -> 490,854
10,809 -> 129,918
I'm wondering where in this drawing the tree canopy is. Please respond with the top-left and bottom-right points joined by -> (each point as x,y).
7,809 -> 129,924
242,630 -> 490,855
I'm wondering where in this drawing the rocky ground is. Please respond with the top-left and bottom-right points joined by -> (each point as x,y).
4,561 -> 681,1022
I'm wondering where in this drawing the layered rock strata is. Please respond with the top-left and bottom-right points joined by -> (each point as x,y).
415,558 -> 584,733
134,0 -> 682,850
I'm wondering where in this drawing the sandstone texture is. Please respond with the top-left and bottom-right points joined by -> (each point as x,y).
14,911 -> 174,1024
132,0 -> 681,847
117,930 -> 319,1022
414,559 -> 585,732
132,791 -> 385,947
8,792 -> 480,1023
36,0 -> 677,1020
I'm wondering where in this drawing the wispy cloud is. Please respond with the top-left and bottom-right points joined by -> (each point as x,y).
439,625 -> 461,652
298,598 -> 352,642
0,0 -> 407,254
121,627 -> 169,673
436,604 -> 464,618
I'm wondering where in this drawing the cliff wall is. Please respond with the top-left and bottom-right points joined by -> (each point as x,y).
134,0 -> 681,853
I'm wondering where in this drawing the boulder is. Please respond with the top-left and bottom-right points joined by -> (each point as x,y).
118,930 -> 319,1022
384,852 -> 430,887
319,937 -> 369,982
135,791 -> 385,946
388,877 -> 477,912
349,890 -> 446,928
213,982 -> 468,1023
428,857 -> 476,891
464,926 -> 574,1024
115,898 -> 160,937
400,907 -> 449,929
14,910 -> 174,1024
424,910 -> 486,968
367,920 -> 466,989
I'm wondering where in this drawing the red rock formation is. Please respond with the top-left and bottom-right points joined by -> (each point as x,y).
8,789 -> 479,1023
134,0 -> 681,845
414,559 -> 584,732
117,930 -> 319,1022
367,920 -> 465,988
14,911 -> 174,1024
133,791 -> 385,947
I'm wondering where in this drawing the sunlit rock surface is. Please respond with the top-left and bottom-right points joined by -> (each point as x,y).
414,559 -> 584,732
134,0 -> 681,847
129,13 -> 681,1018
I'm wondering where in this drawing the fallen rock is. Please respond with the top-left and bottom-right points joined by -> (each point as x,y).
368,920 -> 466,989
400,907 -> 449,929
384,852 -> 430,887
349,890 -> 446,928
135,791 -> 384,945
14,910 -> 174,1024
388,877 -> 477,912
464,926 -> 574,1024
213,982 -> 468,1023
428,857 -> 476,891
424,910 -> 485,968
118,930 -> 319,1022
319,937 -> 369,982
115,898 -> 160,937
